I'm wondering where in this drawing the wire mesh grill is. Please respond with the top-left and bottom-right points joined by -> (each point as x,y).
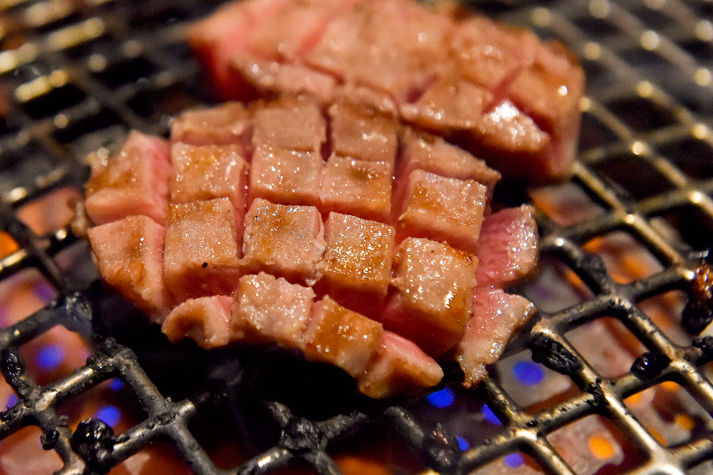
1,0 -> 713,474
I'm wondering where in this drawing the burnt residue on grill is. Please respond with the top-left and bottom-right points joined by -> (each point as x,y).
529,333 -> 583,377
630,351 -> 671,380
1,0 -> 713,475
683,261 -> 713,334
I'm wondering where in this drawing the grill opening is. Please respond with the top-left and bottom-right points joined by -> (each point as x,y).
1,0 -> 713,475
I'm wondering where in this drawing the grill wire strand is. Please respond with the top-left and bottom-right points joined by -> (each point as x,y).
0,0 -> 713,474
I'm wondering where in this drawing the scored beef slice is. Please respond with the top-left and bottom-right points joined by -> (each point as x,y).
188,0 -> 584,183
164,198 -> 242,302
85,87 -> 542,398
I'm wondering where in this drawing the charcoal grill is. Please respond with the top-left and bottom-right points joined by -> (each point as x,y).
1,0 -> 713,474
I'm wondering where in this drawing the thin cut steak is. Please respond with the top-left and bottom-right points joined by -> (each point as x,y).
85,91 -> 540,398
188,0 -> 584,182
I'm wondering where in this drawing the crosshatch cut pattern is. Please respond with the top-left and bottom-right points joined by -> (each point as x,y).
1,0 -> 713,474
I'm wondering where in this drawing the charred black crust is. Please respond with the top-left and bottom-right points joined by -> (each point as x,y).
630,351 -> 670,380
40,429 -> 60,450
528,333 -> 582,377
683,261 -> 713,335
71,419 -> 116,473
423,423 -> 462,474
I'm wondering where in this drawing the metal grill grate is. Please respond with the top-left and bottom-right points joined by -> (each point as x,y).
1,0 -> 713,474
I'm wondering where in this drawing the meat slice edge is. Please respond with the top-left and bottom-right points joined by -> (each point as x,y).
456,287 -> 536,388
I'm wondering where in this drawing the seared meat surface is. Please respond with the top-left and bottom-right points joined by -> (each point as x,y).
188,0 -> 584,183
85,92 -> 539,398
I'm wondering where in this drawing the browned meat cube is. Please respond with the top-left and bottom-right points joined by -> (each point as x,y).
162,296 -> 234,349
249,144 -> 324,206
398,128 -> 500,194
85,131 -> 171,226
400,78 -> 493,132
164,198 -> 241,303
231,272 -> 315,349
242,198 -> 326,284
382,238 -> 477,357
251,94 -> 326,152
87,215 -> 171,323
321,212 -> 395,297
328,98 -> 398,167
332,84 -> 397,116
456,288 -> 535,387
169,143 -> 249,215
474,100 -> 552,178
231,54 -> 337,105
476,205 -> 539,288
303,296 -> 384,378
357,331 -> 443,399
320,155 -> 393,222
449,15 -> 539,91
506,53 -> 585,181
395,169 -> 487,254
170,102 -> 250,146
